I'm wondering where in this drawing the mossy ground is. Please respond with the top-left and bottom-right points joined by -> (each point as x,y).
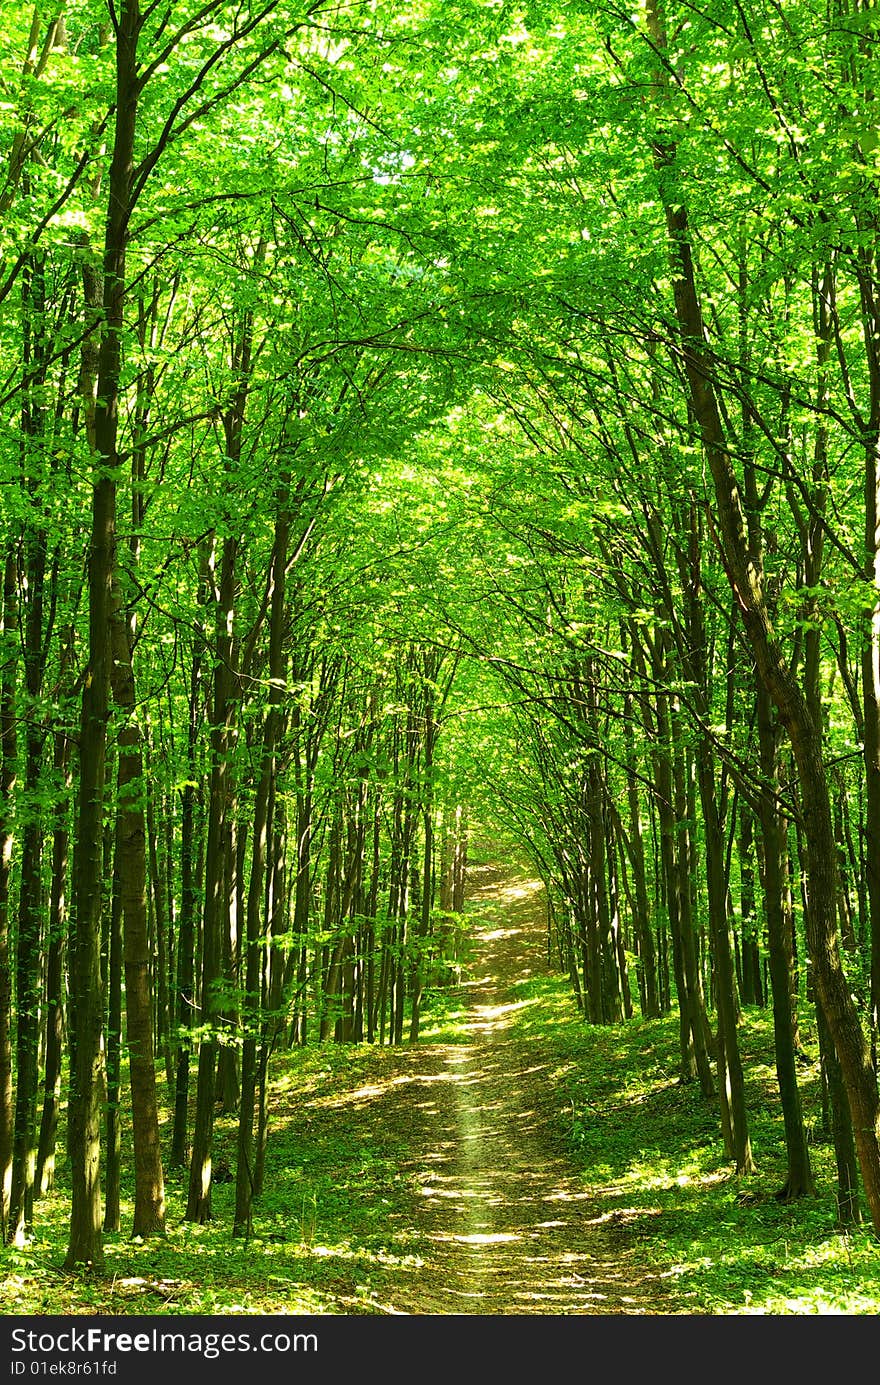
3,868 -> 879,1316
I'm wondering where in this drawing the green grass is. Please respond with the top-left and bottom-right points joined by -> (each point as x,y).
509,967 -> 880,1314
4,943 -> 880,1315
2,1041 -> 433,1316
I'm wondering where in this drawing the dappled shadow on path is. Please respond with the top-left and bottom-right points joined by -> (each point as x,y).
311,861 -> 674,1314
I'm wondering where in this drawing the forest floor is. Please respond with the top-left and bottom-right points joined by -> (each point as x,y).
6,858 -> 880,1317
284,861 -> 676,1314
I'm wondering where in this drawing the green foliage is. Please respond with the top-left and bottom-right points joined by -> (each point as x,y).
509,977 -> 880,1314
3,0 -> 880,1298
5,945 -> 880,1314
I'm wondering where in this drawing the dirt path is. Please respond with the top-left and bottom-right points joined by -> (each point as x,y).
313,862 -> 674,1314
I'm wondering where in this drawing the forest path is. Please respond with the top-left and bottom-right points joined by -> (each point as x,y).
308,862 -> 674,1314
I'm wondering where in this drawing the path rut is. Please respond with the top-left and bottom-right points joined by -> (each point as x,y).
317,862 -> 673,1314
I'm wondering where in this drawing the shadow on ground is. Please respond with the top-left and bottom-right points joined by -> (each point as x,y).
298,862 -> 676,1315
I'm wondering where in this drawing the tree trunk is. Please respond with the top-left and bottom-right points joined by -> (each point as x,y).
108,578 -> 166,1237
65,0 -> 141,1271
171,590 -> 207,1168
696,734 -> 755,1173
738,805 -> 763,1008
234,502 -> 288,1236
35,727 -> 71,1197
255,793 -> 288,1198
9,245 -> 54,1244
816,1001 -> 861,1225
410,669 -> 437,1042
186,532 -> 238,1223
754,680 -> 814,1199
623,691 -> 660,1017
651,693 -> 699,1083
0,553 -> 17,1241
670,705 -> 715,1097
103,846 -> 123,1235
146,764 -> 174,1091
681,503 -> 753,1172
646,0 -> 880,1232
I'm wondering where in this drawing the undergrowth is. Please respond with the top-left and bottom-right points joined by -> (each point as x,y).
3,870 -> 880,1316
510,968 -> 880,1315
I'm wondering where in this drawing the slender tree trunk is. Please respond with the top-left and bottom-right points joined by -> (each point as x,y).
289,781 -> 312,1048
681,504 -> 753,1172
651,695 -> 698,1083
623,691 -> 659,1017
8,692 -> 44,1245
0,553 -> 18,1241
579,861 -> 602,1024
608,833 -> 633,1020
816,1001 -> 861,1225
103,847 -> 123,1235
35,728 -> 71,1197
255,793 -> 287,1198
647,0 -> 880,1231
756,681 -> 814,1199
452,808 -> 468,916
9,245 -> 54,1244
320,817 -> 342,1042
108,578 -> 166,1237
410,673 -> 437,1042
171,600 -> 207,1168
850,244 -> 880,1066
186,531 -> 238,1223
670,703 -> 715,1097
234,502 -> 288,1236
581,671 -> 622,1024
214,814 -> 240,1114
146,765 -> 173,1091
364,791 -> 381,1040
738,805 -> 763,1007
66,0 -> 141,1270
696,734 -> 755,1173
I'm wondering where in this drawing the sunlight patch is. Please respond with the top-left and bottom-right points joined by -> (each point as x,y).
452,1232 -> 519,1245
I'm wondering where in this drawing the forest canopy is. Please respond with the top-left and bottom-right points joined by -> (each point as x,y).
3,0 -> 880,1286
